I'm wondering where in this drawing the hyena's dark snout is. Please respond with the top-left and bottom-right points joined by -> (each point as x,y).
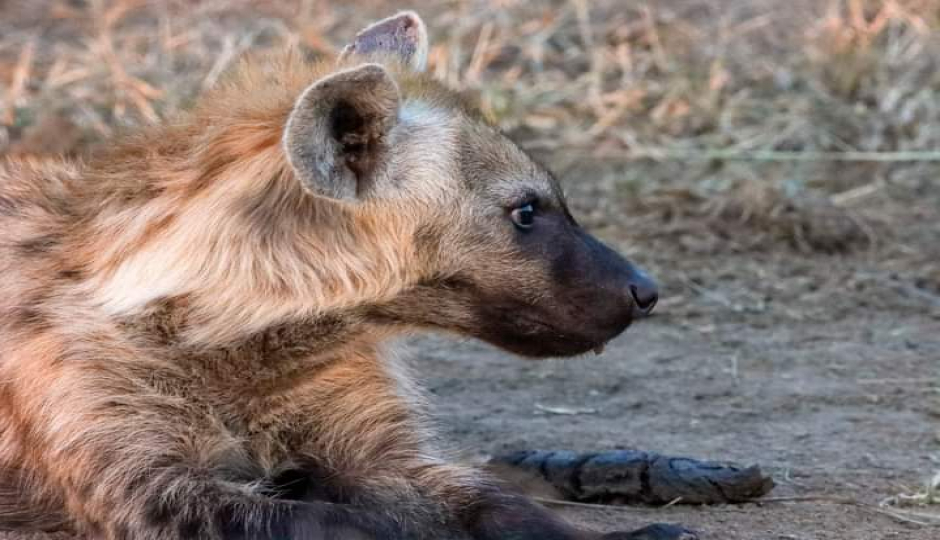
569,229 -> 660,334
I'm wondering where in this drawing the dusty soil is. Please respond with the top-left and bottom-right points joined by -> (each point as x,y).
410,279 -> 938,538
403,168 -> 940,540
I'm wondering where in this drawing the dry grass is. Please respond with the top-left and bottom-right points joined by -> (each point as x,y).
4,1 -> 940,157
0,0 -> 938,257
880,471 -> 940,526
625,180 -> 878,254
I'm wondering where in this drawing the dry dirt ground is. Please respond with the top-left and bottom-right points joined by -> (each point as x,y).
403,164 -> 940,540
1,1 -> 939,539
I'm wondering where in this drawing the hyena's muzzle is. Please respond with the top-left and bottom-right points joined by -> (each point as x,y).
380,199 -> 659,359
466,216 -> 659,358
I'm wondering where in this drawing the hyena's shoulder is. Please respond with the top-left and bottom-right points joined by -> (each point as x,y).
0,156 -> 79,221
0,156 -> 83,272
0,157 -> 84,334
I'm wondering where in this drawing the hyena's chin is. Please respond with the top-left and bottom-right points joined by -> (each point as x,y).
471,304 -> 634,359
482,329 -> 623,359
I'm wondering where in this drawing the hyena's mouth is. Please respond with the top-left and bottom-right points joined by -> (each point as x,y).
478,312 -> 627,359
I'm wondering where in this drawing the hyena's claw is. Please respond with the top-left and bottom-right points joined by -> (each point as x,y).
601,523 -> 700,540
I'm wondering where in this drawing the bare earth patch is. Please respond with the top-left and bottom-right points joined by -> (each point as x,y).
414,252 -> 939,539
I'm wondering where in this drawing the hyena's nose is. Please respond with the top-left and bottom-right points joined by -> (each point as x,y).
627,269 -> 659,317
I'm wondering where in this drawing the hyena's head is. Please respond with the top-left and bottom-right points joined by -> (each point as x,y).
282,12 -> 657,358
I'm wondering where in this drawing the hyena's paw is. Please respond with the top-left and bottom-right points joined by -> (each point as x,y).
601,523 -> 699,540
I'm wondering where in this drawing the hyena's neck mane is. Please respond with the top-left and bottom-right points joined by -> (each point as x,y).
68,55 -> 420,347
124,295 -> 370,377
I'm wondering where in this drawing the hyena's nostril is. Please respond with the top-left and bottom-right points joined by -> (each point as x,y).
630,284 -> 658,313
628,276 -> 659,316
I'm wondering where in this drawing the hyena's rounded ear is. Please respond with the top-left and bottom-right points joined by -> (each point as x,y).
339,11 -> 429,72
283,63 -> 400,201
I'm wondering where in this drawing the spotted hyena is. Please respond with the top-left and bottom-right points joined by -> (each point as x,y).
0,11 -> 693,540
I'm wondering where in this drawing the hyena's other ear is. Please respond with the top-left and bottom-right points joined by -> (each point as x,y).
339,11 -> 429,72
283,63 -> 399,201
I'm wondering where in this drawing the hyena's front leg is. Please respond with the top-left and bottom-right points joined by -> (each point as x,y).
288,353 -> 696,540
455,487 -> 698,540
102,470 -> 407,540
11,369 -> 408,540
111,479 -> 404,540
58,439 -> 410,540
59,432 -> 417,540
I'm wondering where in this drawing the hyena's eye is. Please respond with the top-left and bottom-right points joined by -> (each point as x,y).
510,203 -> 536,230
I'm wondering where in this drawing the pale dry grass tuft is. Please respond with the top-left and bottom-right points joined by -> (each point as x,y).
879,471 -> 940,526
629,180 -> 878,254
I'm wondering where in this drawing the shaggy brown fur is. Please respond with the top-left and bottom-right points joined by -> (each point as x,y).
0,11 -> 685,540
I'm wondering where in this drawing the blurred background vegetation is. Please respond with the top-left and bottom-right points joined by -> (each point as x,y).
1,0 -> 938,267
